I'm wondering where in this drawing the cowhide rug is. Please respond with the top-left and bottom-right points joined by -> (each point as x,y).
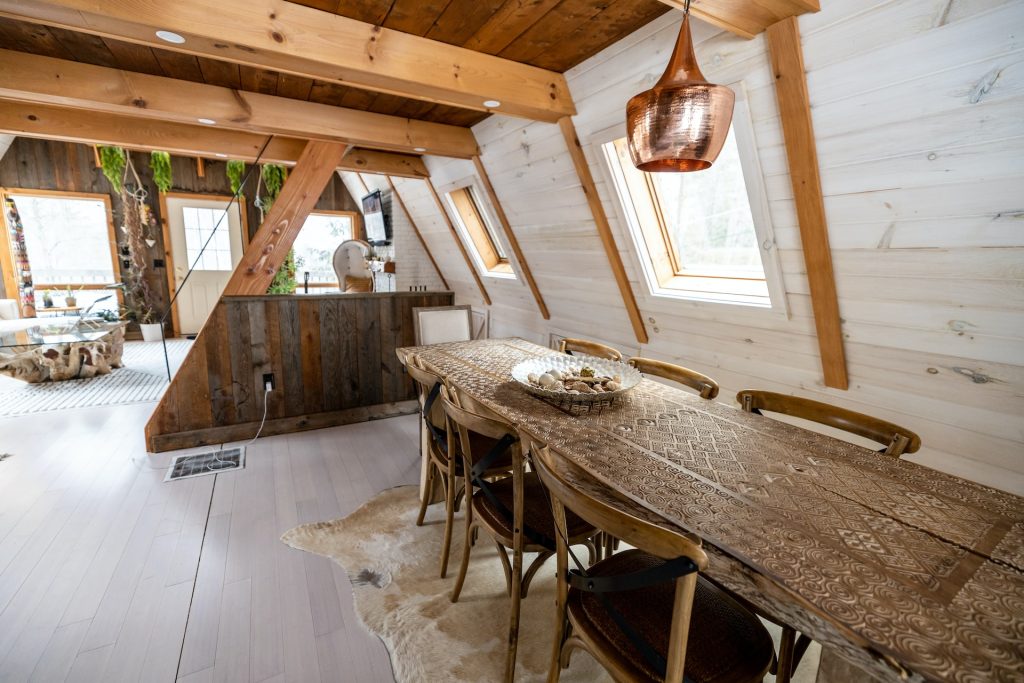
282,485 -> 819,683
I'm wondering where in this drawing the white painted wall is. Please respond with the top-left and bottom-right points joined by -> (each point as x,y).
401,0 -> 1024,494
338,171 -> 447,292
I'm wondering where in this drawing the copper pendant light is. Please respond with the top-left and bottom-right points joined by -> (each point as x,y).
626,1 -> 735,172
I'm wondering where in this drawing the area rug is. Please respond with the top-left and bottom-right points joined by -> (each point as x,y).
282,486 -> 820,683
0,339 -> 192,417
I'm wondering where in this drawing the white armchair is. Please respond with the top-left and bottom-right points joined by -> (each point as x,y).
0,299 -> 20,321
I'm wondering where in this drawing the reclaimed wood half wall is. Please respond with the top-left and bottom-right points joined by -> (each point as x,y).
145,291 -> 453,452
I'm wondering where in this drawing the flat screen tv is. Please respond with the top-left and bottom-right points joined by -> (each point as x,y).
362,190 -> 392,245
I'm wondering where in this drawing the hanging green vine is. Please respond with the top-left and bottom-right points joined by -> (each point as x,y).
150,151 -> 173,193
267,249 -> 301,295
98,146 -> 126,192
260,163 -> 286,212
226,160 -> 246,195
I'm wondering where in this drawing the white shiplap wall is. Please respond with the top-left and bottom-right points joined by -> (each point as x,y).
400,0 -> 1024,494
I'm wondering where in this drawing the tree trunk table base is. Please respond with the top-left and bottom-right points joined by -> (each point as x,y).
0,324 -> 126,383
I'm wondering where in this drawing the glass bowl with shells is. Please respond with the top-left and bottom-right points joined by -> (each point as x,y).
510,355 -> 642,402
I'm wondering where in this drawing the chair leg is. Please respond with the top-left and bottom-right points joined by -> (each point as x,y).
450,518 -> 476,603
439,466 -> 457,578
504,540 -> 524,683
776,625 -> 797,683
415,463 -> 435,527
494,539 -> 513,597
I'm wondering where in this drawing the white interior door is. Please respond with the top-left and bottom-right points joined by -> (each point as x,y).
165,196 -> 245,336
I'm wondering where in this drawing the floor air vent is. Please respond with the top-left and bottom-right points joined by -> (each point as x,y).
165,447 -> 246,482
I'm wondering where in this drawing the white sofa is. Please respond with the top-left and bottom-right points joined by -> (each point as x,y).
0,299 -> 18,321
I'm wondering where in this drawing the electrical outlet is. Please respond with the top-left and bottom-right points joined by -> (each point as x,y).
263,373 -> 275,391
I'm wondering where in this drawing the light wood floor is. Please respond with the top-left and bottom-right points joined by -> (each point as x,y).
0,402 -> 420,682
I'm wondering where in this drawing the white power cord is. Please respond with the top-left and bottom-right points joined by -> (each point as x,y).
207,386 -> 271,471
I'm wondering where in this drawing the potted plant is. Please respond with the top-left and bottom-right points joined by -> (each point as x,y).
63,286 -> 81,308
41,290 -> 53,308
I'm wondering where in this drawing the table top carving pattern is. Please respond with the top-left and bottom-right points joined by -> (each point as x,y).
400,339 -> 1024,683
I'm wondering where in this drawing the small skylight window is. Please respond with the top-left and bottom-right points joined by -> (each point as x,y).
446,186 -> 514,278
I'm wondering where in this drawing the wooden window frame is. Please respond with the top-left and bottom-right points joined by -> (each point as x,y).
444,184 -> 514,277
594,84 -> 789,314
1,187 -> 123,317
292,209 -> 362,288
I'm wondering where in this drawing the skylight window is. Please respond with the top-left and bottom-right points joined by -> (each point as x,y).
601,91 -> 782,310
446,186 -> 514,278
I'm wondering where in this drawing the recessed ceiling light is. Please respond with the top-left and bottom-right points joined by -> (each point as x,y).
413,147 -> 426,153
155,30 -> 185,44
215,153 -> 228,158
197,118 -> 216,125
483,100 -> 501,108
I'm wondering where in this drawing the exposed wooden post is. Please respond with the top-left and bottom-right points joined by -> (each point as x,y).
558,117 -> 648,344
425,179 -> 492,306
386,176 -> 449,290
223,140 -> 348,295
472,155 -> 549,320
767,17 -> 848,389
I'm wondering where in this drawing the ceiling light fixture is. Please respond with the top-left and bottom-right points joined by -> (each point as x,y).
482,100 -> 501,108
155,30 -> 185,44
413,147 -> 427,153
197,118 -> 216,125
625,0 -> 734,172
215,153 -> 228,158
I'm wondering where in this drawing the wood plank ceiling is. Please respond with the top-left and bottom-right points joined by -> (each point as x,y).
0,0 -> 670,130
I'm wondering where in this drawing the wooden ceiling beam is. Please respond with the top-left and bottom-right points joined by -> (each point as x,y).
0,0 -> 576,122
0,49 -> 478,159
656,0 -> 819,39
0,101 -> 430,178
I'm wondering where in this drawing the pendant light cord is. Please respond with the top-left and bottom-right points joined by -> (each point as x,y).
683,0 -> 691,15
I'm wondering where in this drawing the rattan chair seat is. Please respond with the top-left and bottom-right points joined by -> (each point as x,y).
473,472 -> 593,543
568,550 -> 774,683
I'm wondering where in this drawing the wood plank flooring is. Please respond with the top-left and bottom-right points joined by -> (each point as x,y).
0,402 -> 419,682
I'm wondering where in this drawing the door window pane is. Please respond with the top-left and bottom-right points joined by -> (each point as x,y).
183,206 -> 234,271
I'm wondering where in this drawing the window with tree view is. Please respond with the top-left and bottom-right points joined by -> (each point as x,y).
10,193 -> 120,314
604,123 -> 774,308
291,212 -> 357,285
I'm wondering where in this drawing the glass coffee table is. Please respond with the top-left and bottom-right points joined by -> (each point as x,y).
0,319 -> 127,383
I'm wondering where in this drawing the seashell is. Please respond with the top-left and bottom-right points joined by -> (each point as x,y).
548,369 -> 562,380
592,384 -> 605,392
570,381 -> 593,393
606,381 -> 621,391
613,375 -> 622,383
538,373 -> 557,388
568,389 -> 580,394
527,373 -> 539,384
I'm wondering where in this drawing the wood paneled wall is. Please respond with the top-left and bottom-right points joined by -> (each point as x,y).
146,291 -> 452,451
0,138 -> 359,331
399,1 -> 1024,494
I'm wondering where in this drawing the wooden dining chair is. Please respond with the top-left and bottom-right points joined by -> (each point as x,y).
735,389 -> 922,682
558,337 -> 622,361
533,443 -> 774,683
412,305 -> 475,346
406,355 -> 511,579
440,386 -> 597,683
628,357 -> 720,399
736,390 -> 921,456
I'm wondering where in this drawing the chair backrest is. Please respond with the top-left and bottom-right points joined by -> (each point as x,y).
736,390 -> 922,456
412,305 -> 474,346
558,337 -> 622,361
532,443 -> 708,681
439,384 -> 522,469
405,355 -> 446,432
628,357 -> 719,399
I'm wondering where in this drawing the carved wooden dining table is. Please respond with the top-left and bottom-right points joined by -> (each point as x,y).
397,338 -> 1024,683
